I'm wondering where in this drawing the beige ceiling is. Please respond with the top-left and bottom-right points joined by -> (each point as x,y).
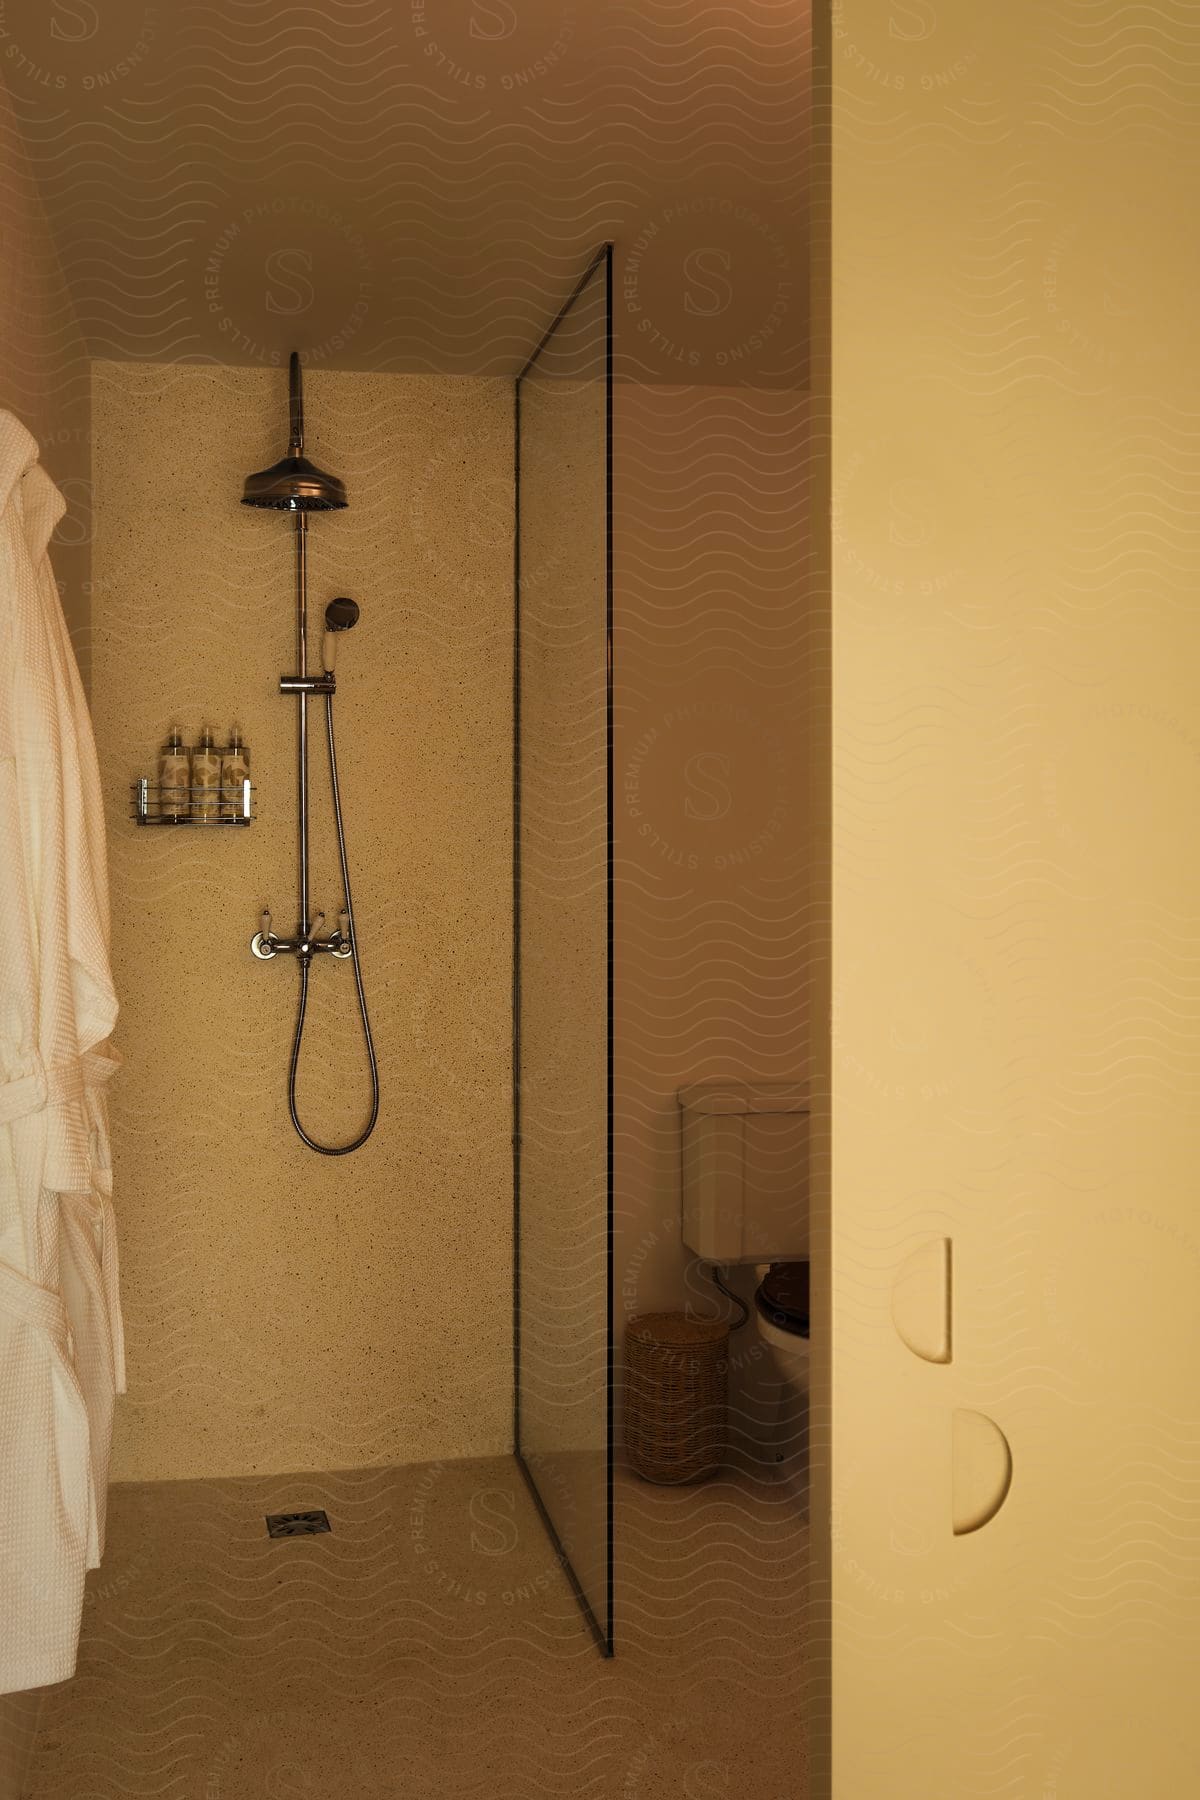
3,0 -> 809,382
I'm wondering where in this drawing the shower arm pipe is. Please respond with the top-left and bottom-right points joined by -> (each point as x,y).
288,347 -> 311,942
289,349 -> 304,454
295,509 -> 310,937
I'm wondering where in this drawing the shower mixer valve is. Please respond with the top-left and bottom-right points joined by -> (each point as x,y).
251,907 -> 353,962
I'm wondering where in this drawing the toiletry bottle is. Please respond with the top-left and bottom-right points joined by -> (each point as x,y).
157,726 -> 191,822
220,726 -> 251,819
191,726 -> 221,819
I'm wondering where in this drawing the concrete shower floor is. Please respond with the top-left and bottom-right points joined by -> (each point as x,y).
24,1458 -> 808,1799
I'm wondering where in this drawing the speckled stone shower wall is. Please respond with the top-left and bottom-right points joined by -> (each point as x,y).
92,361 -> 513,1481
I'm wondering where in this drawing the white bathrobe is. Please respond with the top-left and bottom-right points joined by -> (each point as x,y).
0,411 -> 123,1695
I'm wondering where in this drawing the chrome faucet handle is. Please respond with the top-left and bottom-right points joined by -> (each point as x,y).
312,911 -> 326,933
260,907 -> 273,937
338,910 -> 350,939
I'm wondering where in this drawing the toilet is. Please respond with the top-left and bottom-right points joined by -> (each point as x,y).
753,1260 -> 810,1482
677,1080 -> 810,1481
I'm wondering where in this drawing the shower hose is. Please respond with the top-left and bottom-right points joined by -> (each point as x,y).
287,690 -> 380,1155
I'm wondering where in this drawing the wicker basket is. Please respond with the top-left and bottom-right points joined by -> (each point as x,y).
624,1312 -> 729,1484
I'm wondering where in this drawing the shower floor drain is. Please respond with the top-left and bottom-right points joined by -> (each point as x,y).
266,1510 -> 331,1538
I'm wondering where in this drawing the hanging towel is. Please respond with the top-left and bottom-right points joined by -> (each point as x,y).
0,410 -> 122,1695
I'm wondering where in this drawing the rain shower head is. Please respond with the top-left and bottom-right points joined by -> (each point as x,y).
241,453 -> 347,512
241,352 -> 348,512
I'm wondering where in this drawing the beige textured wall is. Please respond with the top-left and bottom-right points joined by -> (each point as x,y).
827,3 -> 1200,1794
92,361 -> 513,1481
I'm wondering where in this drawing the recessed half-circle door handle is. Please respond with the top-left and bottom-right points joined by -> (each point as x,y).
892,1237 -> 952,1364
952,1409 -> 1012,1535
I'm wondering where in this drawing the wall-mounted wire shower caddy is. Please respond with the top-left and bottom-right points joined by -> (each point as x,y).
130,778 -> 255,825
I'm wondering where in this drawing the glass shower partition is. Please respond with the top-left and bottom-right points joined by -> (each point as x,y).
513,246 -> 613,1654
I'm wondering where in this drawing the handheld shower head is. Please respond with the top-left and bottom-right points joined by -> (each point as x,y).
325,597 -> 360,632
241,354 -> 348,512
322,597 -> 360,672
